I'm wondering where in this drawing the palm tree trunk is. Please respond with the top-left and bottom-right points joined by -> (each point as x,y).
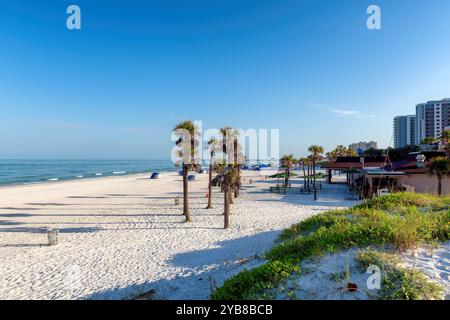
284,168 -> 289,194
307,165 -> 311,191
222,187 -> 226,215
438,176 -> 442,197
234,166 -> 240,198
206,162 -> 213,209
224,190 -> 230,229
303,166 -> 306,191
313,160 -> 317,201
233,139 -> 239,199
183,165 -> 190,221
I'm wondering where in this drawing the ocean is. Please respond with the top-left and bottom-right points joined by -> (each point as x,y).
0,160 -> 177,186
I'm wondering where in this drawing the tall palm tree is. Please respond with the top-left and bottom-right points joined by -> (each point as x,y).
206,137 -> 220,209
221,167 -> 238,229
219,127 -> 232,162
173,120 -> 200,222
219,127 -> 242,202
299,157 -> 309,191
280,154 -> 297,194
428,156 -> 450,196
308,145 -> 324,201
232,131 -> 243,198
307,155 -> 313,191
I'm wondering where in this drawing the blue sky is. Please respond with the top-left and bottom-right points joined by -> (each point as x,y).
1,0 -> 449,159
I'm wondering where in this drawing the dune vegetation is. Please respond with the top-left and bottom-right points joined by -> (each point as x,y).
212,193 -> 450,300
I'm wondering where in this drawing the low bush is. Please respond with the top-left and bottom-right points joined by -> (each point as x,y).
211,260 -> 300,300
211,193 -> 450,300
356,249 -> 444,300
355,192 -> 449,211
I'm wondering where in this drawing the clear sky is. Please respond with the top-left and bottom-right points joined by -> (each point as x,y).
1,0 -> 449,159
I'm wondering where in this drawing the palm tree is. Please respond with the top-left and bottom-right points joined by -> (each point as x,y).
206,137 -> 220,209
219,127 -> 232,161
280,154 -> 297,194
428,156 -> 450,196
232,131 -> 243,198
213,161 -> 227,189
173,120 -> 200,222
220,127 -> 242,198
306,155 -> 313,191
299,157 -> 309,191
221,168 -> 238,229
326,145 -> 356,161
440,130 -> 450,155
308,145 -> 324,201
421,137 -> 438,145
219,127 -> 242,203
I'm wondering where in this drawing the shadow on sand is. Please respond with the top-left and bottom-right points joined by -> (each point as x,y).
0,226 -> 102,234
248,180 -> 358,209
85,230 -> 279,300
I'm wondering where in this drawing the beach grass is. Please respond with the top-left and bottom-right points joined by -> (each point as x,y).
356,249 -> 444,300
211,192 -> 450,300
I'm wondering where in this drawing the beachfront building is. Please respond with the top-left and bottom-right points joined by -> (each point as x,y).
416,98 -> 450,145
393,115 -> 416,148
322,151 -> 450,197
348,141 -> 378,155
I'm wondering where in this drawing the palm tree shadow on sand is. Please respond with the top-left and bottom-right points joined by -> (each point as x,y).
248,181 -> 359,208
85,230 -> 280,300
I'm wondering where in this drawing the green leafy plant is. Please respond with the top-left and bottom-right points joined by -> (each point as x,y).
212,193 -> 449,300
356,249 -> 444,300
211,260 -> 300,300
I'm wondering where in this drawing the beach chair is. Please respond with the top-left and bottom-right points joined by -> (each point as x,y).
187,175 -> 196,181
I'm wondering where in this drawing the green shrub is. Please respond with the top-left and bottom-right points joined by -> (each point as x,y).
390,208 -> 422,251
213,193 -> 450,300
278,209 -> 350,241
381,269 -> 444,300
356,192 -> 448,211
211,260 -> 300,300
356,249 -> 444,300
356,249 -> 400,270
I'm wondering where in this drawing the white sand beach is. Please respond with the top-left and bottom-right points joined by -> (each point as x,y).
0,171 -> 356,300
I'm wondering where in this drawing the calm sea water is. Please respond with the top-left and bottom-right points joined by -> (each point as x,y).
0,160 -> 177,186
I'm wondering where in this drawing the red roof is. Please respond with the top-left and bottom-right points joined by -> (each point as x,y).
321,161 -> 385,169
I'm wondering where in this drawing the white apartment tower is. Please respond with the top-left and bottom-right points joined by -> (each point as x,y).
416,98 -> 450,144
393,115 -> 416,148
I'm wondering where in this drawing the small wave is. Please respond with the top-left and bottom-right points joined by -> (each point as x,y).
113,171 -> 126,175
95,173 -> 103,176
47,178 -> 59,181
76,175 -> 84,178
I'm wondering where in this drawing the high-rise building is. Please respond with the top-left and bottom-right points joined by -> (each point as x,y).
416,98 -> 450,144
349,141 -> 378,155
393,115 -> 416,148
